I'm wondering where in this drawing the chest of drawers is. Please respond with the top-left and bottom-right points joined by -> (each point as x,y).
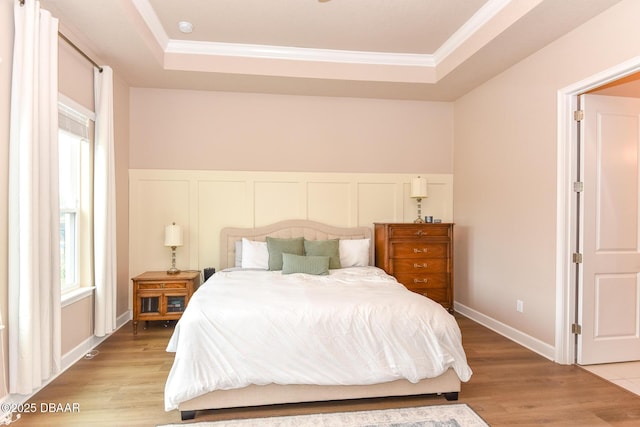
374,223 -> 454,312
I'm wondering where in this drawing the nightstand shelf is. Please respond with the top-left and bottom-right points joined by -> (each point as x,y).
131,270 -> 201,335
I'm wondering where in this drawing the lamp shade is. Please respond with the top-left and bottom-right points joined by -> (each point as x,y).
410,177 -> 428,198
164,223 -> 183,247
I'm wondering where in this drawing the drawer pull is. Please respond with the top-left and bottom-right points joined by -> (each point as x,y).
413,248 -> 429,253
413,262 -> 428,268
415,230 -> 424,236
413,278 -> 429,284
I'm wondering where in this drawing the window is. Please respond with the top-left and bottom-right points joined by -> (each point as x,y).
58,97 -> 94,293
59,130 -> 80,289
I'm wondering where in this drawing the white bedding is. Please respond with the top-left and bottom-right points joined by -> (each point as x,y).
164,266 -> 472,411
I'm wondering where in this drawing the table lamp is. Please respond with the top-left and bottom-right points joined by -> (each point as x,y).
410,176 -> 428,223
164,222 -> 183,274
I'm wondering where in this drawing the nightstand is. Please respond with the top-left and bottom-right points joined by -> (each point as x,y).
131,270 -> 201,335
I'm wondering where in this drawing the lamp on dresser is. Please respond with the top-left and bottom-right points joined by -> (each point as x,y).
410,176 -> 428,223
164,222 -> 183,274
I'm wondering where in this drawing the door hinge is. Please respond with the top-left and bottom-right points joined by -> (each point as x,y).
574,110 -> 584,121
572,253 -> 583,263
572,323 -> 582,335
573,181 -> 584,192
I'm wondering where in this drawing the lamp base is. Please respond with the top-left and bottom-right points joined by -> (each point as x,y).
167,246 -> 180,274
413,197 -> 425,224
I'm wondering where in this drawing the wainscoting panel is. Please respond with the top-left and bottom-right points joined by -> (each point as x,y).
254,180 -> 304,226
196,179 -> 251,269
358,182 -> 399,225
131,178 -> 192,275
129,170 -> 453,288
421,180 -> 453,222
307,181 -> 352,226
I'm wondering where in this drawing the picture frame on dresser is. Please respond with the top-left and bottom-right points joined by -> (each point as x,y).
374,222 -> 454,313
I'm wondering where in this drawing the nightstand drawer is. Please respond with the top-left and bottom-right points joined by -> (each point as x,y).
137,281 -> 188,290
393,258 -> 447,273
391,242 -> 448,259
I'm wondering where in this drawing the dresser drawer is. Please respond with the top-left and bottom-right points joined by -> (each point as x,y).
395,272 -> 448,288
391,242 -> 448,259
393,258 -> 447,273
406,287 -> 450,306
137,281 -> 188,290
389,225 -> 450,239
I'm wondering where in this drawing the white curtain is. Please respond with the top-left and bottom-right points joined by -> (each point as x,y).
93,66 -> 117,337
8,0 -> 61,394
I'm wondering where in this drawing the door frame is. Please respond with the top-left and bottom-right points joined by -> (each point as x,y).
555,56 -> 640,364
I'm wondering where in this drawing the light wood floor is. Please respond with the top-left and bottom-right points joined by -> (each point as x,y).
18,315 -> 640,426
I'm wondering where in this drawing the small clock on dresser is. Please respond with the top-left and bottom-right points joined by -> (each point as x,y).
374,223 -> 454,313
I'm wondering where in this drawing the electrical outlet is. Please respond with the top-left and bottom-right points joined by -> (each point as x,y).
516,300 -> 524,313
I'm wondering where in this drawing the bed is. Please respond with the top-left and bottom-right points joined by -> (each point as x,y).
164,220 -> 472,421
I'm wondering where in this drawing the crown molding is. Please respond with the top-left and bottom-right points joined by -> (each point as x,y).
434,0 -> 512,63
165,40 -> 435,67
131,0 -> 169,49
131,0 -> 526,80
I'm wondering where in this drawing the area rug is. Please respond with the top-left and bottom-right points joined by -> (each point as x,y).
159,404 -> 489,427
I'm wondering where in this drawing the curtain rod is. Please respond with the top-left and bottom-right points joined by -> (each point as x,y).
18,0 -> 104,73
57,32 -> 103,73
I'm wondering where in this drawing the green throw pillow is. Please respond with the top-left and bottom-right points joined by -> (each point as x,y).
304,239 -> 342,269
266,237 -> 304,270
282,254 -> 330,275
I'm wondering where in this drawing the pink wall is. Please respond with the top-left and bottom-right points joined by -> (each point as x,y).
453,0 -> 640,347
58,40 -> 94,111
130,88 -> 454,174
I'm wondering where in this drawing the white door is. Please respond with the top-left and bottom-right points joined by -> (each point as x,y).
578,94 -> 640,365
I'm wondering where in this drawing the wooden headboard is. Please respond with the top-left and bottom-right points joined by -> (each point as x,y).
219,220 -> 373,270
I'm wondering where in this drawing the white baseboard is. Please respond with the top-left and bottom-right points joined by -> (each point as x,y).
115,310 -> 132,330
4,310 -> 132,409
454,301 -> 556,361
61,310 -> 132,368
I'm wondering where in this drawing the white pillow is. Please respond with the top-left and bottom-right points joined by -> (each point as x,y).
241,238 -> 269,269
339,238 -> 370,267
234,240 -> 243,267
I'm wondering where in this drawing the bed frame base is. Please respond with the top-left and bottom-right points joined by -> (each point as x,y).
443,391 -> 459,401
181,391 -> 458,420
178,369 -> 460,421
181,410 -> 196,421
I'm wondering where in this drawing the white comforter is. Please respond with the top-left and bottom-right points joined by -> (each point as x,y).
164,266 -> 472,411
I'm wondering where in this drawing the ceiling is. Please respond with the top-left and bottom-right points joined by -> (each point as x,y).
40,0 -> 623,101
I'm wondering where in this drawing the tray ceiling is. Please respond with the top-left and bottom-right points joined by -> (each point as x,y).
40,0 -> 623,100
